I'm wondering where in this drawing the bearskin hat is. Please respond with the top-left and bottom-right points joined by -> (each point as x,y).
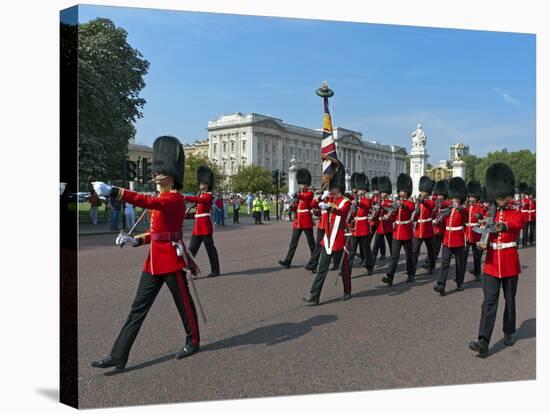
378,176 -> 392,194
371,176 -> 380,191
485,162 -> 515,201
518,182 -> 529,194
329,162 -> 346,193
529,186 -> 536,196
296,168 -> 312,186
356,173 -> 369,191
466,180 -> 482,198
419,176 -> 434,193
350,172 -> 362,190
152,136 -> 185,190
197,165 -> 214,191
480,186 -> 489,203
434,180 -> 448,197
397,173 -> 413,198
448,177 -> 466,202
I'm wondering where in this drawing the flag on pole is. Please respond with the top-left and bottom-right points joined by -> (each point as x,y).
316,81 -> 339,188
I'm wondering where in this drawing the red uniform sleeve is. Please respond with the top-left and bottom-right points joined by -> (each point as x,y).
503,210 -> 525,232
332,199 -> 351,216
184,193 -> 213,205
359,198 -> 372,210
117,188 -> 182,215
297,191 -> 314,201
423,199 -> 435,209
402,200 -> 415,212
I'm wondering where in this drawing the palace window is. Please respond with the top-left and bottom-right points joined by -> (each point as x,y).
223,142 -> 227,152
213,143 -> 217,153
231,142 -> 235,152
242,141 -> 246,151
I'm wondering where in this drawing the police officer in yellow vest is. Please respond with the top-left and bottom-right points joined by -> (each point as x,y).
262,197 -> 271,221
253,194 -> 263,224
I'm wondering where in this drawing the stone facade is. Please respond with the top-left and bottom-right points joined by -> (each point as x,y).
183,139 -> 209,158
207,113 -> 407,188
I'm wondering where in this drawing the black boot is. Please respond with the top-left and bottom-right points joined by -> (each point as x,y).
176,338 -> 200,359
90,355 -> 126,370
474,274 -> 481,282
406,274 -> 415,283
207,271 -> 220,278
433,282 -> 445,296
302,295 -> 319,306
504,334 -> 516,347
456,283 -> 464,291
367,267 -> 374,275
469,338 -> 489,358
382,275 -> 393,287
341,293 -> 352,301
278,260 -> 291,269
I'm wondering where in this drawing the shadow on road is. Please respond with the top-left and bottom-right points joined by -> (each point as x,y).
489,317 -> 536,356
104,353 -> 176,376
219,265 -> 288,277
202,314 -> 338,351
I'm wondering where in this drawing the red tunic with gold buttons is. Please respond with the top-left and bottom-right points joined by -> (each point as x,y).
414,198 -> 435,239
464,202 -> 486,244
293,190 -> 314,229
376,199 -> 395,235
369,194 -> 380,231
117,189 -> 186,275
183,192 -> 214,236
393,200 -> 415,241
521,198 -> 536,223
483,208 -> 525,278
352,197 -> 372,237
442,207 -> 466,248
321,195 -> 351,253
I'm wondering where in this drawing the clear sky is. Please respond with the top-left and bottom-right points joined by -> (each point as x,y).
77,5 -> 536,163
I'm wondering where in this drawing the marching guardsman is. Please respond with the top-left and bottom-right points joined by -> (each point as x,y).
423,180 -> 449,269
279,168 -> 316,268
90,136 -> 200,371
382,173 -> 416,286
463,180 -> 486,281
305,188 -> 338,272
303,164 -> 351,305
469,162 -> 525,358
184,166 -> 220,277
368,176 -> 384,261
520,184 -> 536,247
433,177 -> 467,296
347,173 -> 374,275
411,176 -> 436,274
371,176 -> 394,267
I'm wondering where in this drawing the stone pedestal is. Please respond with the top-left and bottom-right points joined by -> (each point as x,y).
408,147 -> 429,196
345,167 -> 351,193
452,160 -> 466,179
288,157 -> 298,195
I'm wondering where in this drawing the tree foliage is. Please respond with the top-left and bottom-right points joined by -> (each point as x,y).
182,154 -> 224,194
231,165 -> 274,194
463,155 -> 481,183
473,149 -> 536,186
76,18 -> 149,189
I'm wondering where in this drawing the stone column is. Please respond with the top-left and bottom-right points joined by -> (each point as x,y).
452,160 -> 466,179
345,167 -> 351,193
288,157 -> 298,195
408,146 -> 429,196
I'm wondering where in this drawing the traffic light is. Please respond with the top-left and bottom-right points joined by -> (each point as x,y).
124,159 -> 138,181
272,169 -> 279,186
141,157 -> 151,183
280,171 -> 286,187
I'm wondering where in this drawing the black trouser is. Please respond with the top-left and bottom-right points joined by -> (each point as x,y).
478,275 -> 518,343
254,211 -> 262,224
310,249 -> 349,298
372,232 -> 392,266
284,227 -> 315,264
463,241 -> 482,276
306,228 -> 338,270
110,271 -> 200,364
425,234 -> 443,266
189,234 -> 220,274
348,235 -> 374,272
233,208 -> 239,223
522,221 -> 536,246
412,237 -> 436,271
436,245 -> 465,288
386,238 -> 415,280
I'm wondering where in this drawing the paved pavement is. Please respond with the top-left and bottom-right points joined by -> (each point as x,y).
77,221 -> 536,408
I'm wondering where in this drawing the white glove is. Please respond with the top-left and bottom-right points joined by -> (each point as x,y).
322,190 -> 330,200
60,182 -> 67,196
319,202 -> 330,210
92,181 -> 112,197
115,233 -> 139,247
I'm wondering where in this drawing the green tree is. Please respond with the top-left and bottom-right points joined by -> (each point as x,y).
474,149 -> 535,186
463,155 -> 481,182
182,154 -> 224,193
77,18 -> 150,189
231,165 -> 274,194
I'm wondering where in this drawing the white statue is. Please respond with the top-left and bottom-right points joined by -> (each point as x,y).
411,124 -> 427,149
455,143 -> 465,161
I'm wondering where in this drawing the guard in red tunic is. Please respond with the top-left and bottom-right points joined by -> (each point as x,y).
279,168 -> 316,268
383,173 -> 416,286
423,180 -> 450,269
462,180 -> 486,281
367,176 -> 385,261
520,184 -> 536,247
347,173 -> 374,275
411,176 -> 436,273
90,136 -> 200,371
372,176 -> 394,266
184,166 -> 220,277
305,189 -> 338,272
469,162 -> 525,358
433,177 -> 467,296
303,164 -> 351,305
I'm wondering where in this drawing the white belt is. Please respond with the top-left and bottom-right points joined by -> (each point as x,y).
395,220 -> 412,225
521,209 -> 536,213
465,222 -> 479,227
490,241 -> 517,250
195,213 -> 211,218
321,210 -> 327,214
297,209 -> 311,213
417,218 -> 432,223
355,216 -> 368,221
446,226 -> 464,231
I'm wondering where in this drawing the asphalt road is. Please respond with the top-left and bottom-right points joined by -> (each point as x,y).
77,219 -> 536,408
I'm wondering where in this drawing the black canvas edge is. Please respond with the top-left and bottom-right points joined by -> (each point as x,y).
60,5 -> 79,409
